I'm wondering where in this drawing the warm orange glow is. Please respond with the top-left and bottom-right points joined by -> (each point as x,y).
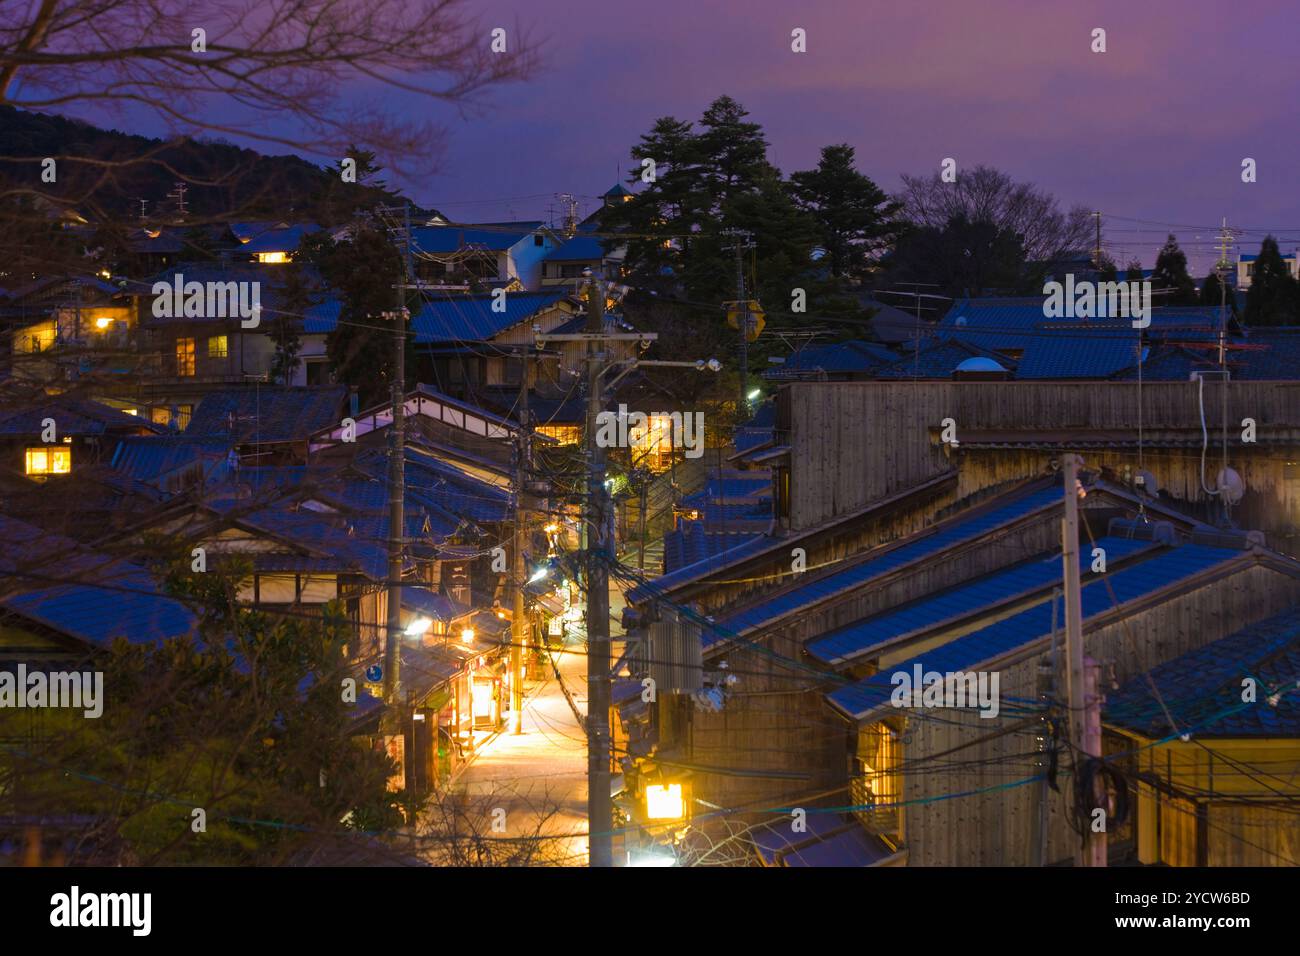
645,783 -> 685,820
25,446 -> 71,476
460,628 -> 476,644
94,316 -> 113,330
256,251 -> 288,264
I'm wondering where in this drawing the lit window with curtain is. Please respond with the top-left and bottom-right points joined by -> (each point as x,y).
176,336 -> 196,376
25,446 -> 71,476
854,722 -> 903,843
208,335 -> 228,359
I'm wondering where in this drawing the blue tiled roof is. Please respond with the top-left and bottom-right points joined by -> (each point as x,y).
808,535 -> 1154,665
828,544 -> 1242,720
410,222 -> 544,255
352,446 -> 511,525
5,568 -> 197,648
0,515 -> 196,648
679,473 -> 772,505
401,586 -> 470,623
302,296 -> 343,334
410,291 -> 570,344
110,435 -> 232,487
241,223 -> 320,254
763,340 -> 897,379
709,482 -> 1063,645
185,386 -> 347,443
626,534 -> 778,605
874,338 -> 1013,379
1105,606 -> 1300,738
544,235 -> 608,262
663,525 -> 762,574
0,398 -> 160,437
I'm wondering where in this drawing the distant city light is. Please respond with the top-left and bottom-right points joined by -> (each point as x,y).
460,627 -> 476,644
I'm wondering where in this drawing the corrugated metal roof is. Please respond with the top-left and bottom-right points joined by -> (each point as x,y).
709,482 -> 1062,645
828,544 -> 1243,721
410,291 -> 570,344
1105,606 -> 1300,738
808,535 -> 1154,665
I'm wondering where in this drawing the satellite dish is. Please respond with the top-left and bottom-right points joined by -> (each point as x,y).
1135,469 -> 1160,496
1216,467 -> 1245,505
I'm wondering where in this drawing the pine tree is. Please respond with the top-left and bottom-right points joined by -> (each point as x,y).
790,144 -> 900,278
1125,259 -> 1144,282
1244,235 -> 1299,327
1151,234 -> 1198,305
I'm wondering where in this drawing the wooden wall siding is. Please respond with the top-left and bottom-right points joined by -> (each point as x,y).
785,382 -> 1300,533
1209,805 -> 1300,866
684,630 -> 847,810
898,563 -> 1300,866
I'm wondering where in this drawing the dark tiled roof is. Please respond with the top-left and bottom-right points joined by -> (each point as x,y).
0,398 -> 161,437
828,544 -> 1244,721
410,222 -> 545,254
663,525 -> 762,574
185,386 -> 347,443
710,482 -> 1063,645
763,340 -> 897,380
411,291 -> 571,344
808,535 -> 1154,666
1105,606 -> 1300,738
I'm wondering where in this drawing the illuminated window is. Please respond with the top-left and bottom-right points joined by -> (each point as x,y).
629,413 -> 675,472
175,404 -> 192,430
855,723 -> 903,841
25,446 -> 71,476
150,407 -> 170,426
176,337 -> 196,376
256,252 -> 288,264
536,424 -> 581,445
208,335 -> 228,359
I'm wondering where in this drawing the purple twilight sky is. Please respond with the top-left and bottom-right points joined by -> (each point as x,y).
93,0 -> 1300,274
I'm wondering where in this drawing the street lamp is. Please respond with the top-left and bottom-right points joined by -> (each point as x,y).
404,617 -> 432,638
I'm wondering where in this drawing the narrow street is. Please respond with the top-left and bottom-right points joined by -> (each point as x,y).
449,640 -> 591,865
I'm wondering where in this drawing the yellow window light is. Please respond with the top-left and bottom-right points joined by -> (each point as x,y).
94,316 -> 113,330
645,783 -> 685,821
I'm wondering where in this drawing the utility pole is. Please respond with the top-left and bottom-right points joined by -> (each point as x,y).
724,229 -> 755,414
1061,453 -> 1104,866
1216,218 -> 1232,369
584,274 -> 614,868
510,353 -> 532,734
382,203 -> 413,706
